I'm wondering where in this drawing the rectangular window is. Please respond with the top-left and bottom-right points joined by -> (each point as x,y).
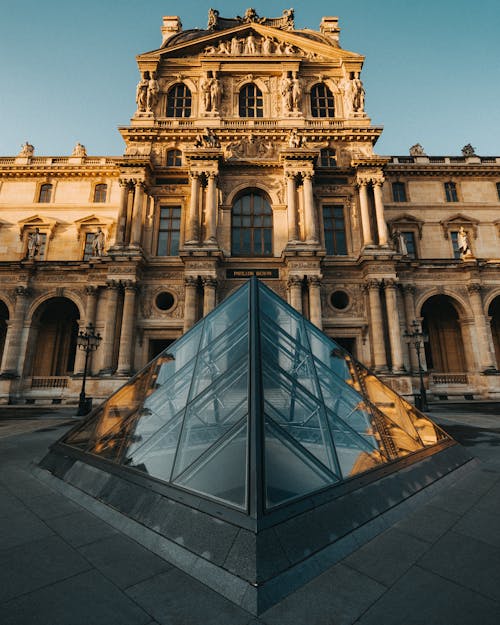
451,231 -> 461,259
38,184 -> 52,203
402,231 -> 417,258
83,232 -> 95,260
496,182 -> 500,200
323,205 -> 347,255
444,182 -> 458,202
93,184 -> 107,203
157,206 -> 181,256
392,182 -> 407,202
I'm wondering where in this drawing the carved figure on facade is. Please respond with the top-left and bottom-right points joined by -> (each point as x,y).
204,34 -> 299,56
457,226 -> 473,258
195,127 -> 220,148
461,143 -> 476,157
209,73 -> 223,112
244,33 -> 257,54
71,142 -> 87,157
409,143 -> 426,156
206,8 -> 294,31
19,142 -> 34,157
135,72 -> 149,112
225,134 -> 276,159
207,8 -> 219,30
291,72 -> 302,111
391,228 -> 408,256
146,72 -> 160,112
91,228 -> 106,256
288,128 -> 305,148
280,72 -> 293,112
27,228 -> 42,259
352,74 -> 365,112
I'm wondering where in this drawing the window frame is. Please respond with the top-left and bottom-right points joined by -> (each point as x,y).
391,181 -> 408,203
401,230 -> 417,258
38,183 -> 53,203
322,204 -> 348,256
92,183 -> 108,203
166,149 -> 182,167
231,190 -> 273,257
444,181 -> 459,202
156,204 -> 182,257
310,83 -> 335,118
238,83 -> 264,118
450,231 -> 462,259
318,148 -> 337,168
166,83 -> 192,118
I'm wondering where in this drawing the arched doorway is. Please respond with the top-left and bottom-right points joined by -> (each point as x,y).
489,296 -> 500,369
231,189 -> 273,257
0,300 -> 8,369
30,298 -> 80,376
421,295 -> 466,372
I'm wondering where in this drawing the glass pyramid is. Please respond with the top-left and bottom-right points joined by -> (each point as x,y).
63,278 -> 450,513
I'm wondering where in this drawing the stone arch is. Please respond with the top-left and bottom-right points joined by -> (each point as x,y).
25,297 -> 81,377
26,290 -> 85,324
415,287 -> 471,320
420,294 -> 468,373
0,299 -> 9,371
225,182 -> 279,207
487,294 -> 500,369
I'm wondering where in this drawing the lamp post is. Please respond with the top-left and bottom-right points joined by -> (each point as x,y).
76,323 -> 102,416
404,319 -> 428,411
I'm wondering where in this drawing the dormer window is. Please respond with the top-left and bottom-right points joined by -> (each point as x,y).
166,83 -> 192,118
310,84 -> 335,118
239,84 -> 263,118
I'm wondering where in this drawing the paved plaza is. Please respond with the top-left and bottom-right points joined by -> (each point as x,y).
0,402 -> 499,625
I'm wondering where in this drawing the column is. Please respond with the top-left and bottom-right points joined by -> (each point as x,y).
287,276 -> 303,314
467,284 -> 497,371
202,277 -> 217,316
183,276 -> 198,332
0,286 -> 30,377
358,181 -> 374,246
286,172 -> 299,242
74,286 -> 99,375
115,180 -> 130,245
99,281 -> 120,374
302,173 -> 319,243
186,173 -> 200,243
385,280 -> 405,371
308,276 -> 322,329
204,173 -> 218,243
130,181 -> 145,246
117,282 -> 137,374
366,280 -> 387,370
401,285 -> 420,372
373,180 -> 389,246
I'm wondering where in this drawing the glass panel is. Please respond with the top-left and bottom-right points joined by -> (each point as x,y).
175,419 -> 247,509
265,418 -> 338,509
172,360 -> 248,480
200,282 -> 248,348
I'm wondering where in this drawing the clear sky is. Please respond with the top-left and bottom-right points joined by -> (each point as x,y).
1,0 -> 499,157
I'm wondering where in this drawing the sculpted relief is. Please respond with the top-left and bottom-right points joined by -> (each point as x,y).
203,34 -> 322,59
225,134 -> 276,160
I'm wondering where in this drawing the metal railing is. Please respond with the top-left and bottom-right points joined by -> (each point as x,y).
31,376 -> 69,389
430,373 -> 468,385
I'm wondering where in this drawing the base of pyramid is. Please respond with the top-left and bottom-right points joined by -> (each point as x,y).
38,441 -> 473,615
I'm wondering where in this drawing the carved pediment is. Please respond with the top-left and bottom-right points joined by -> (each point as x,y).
387,213 -> 424,239
440,213 -> 479,239
17,215 -> 59,240
74,215 -> 115,242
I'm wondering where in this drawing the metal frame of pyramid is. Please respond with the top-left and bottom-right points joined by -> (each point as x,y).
39,278 -> 472,614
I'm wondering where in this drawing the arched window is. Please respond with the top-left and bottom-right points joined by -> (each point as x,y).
310,83 -> 335,118
166,149 -> 182,167
38,183 -> 53,203
232,190 -> 273,256
239,84 -> 263,118
166,83 -> 192,117
319,148 -> 337,168
93,184 -> 107,203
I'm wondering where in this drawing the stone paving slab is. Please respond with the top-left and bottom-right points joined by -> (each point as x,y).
45,508 -> 118,547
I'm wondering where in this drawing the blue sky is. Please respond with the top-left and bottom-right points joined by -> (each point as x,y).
1,0 -> 499,156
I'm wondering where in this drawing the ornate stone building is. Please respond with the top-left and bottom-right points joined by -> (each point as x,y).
0,8 -> 499,405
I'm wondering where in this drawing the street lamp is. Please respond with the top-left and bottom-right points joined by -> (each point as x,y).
76,323 -> 102,416
404,319 -> 428,411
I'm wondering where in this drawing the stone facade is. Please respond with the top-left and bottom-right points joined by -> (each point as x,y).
0,8 -> 499,404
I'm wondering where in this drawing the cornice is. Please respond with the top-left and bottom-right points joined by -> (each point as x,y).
0,166 -> 120,179
386,164 -> 500,177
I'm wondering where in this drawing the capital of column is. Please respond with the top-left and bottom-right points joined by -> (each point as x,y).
119,178 -> 131,189
85,285 -> 98,297
123,280 -> 138,292
185,276 -> 198,288
189,171 -> 201,181
14,286 -> 31,298
384,278 -> 398,290
202,277 -> 217,288
132,179 -> 146,190
106,280 -> 120,291
302,171 -> 314,182
372,177 -> 385,187
287,275 -> 303,289
401,284 -> 416,295
307,275 -> 321,287
365,279 -> 382,291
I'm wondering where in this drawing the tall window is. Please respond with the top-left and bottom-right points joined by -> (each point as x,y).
232,191 -> 272,256
402,231 -> 416,258
450,231 -> 462,258
239,84 -> 263,118
310,83 -> 335,118
83,233 -> 95,260
392,182 -> 407,202
93,184 -> 107,203
496,181 -> 500,200
38,184 -> 53,203
444,181 -> 458,202
166,84 -> 192,117
157,206 -> 181,256
319,148 -> 337,168
323,205 -> 347,255
166,149 -> 182,166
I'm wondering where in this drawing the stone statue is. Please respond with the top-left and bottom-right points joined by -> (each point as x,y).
409,143 -> 426,156
457,226 -> 473,258
195,128 -> 220,148
340,77 -> 354,116
72,142 -> 87,157
291,71 -> 302,111
146,72 -> 160,112
288,129 -> 303,148
281,73 -> 293,112
207,8 -> 219,30
91,228 -> 106,256
210,74 -> 223,112
352,74 -> 365,112
230,36 -> 240,55
200,72 -> 212,110
136,72 -> 149,112
461,143 -> 476,157
242,8 -> 259,23
262,37 -> 273,55
244,33 -> 257,54
19,142 -> 34,157
392,229 -> 408,256
217,40 -> 230,55
27,228 -> 42,259
284,43 -> 295,55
